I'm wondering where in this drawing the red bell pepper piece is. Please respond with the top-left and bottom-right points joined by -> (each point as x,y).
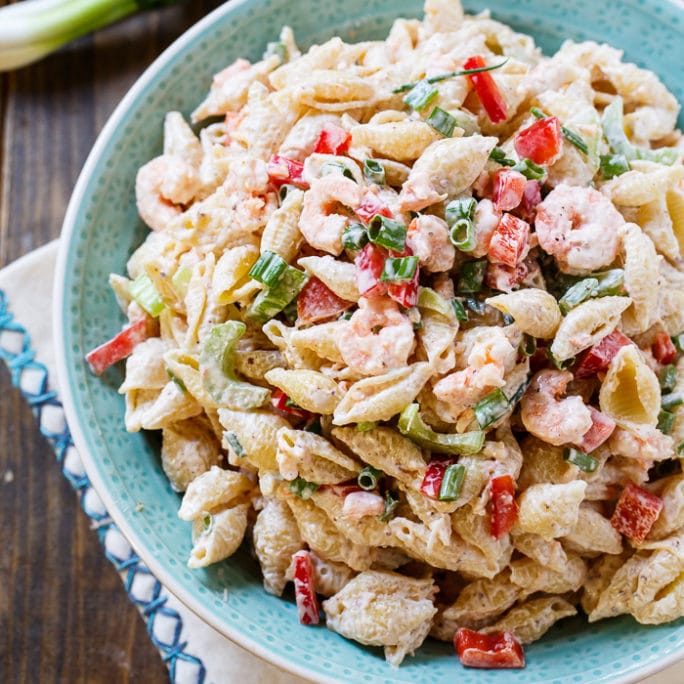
574,330 -> 633,379
85,319 -> 149,376
463,55 -> 508,124
454,628 -> 525,669
297,276 -> 354,326
514,116 -> 562,165
354,243 -> 388,298
610,482 -> 663,544
328,482 -> 363,497
420,460 -> 452,500
355,191 -> 393,224
292,550 -> 320,625
387,244 -> 419,307
576,406 -> 616,453
267,154 -> 308,189
652,331 -> 677,365
313,123 -> 351,156
492,168 -> 527,212
271,389 -> 311,420
487,213 -> 530,268
484,261 -> 528,293
490,474 -> 518,539
514,180 -> 543,223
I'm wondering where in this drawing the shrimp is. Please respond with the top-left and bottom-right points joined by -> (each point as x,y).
337,297 -> 415,376
406,214 -> 455,272
608,425 -> 674,463
535,184 -> 624,275
135,155 -> 200,232
299,175 -> 364,255
471,198 -> 501,258
433,327 -> 517,420
520,370 -> 593,446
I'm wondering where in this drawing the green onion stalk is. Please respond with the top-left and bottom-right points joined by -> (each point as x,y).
0,0 -> 180,71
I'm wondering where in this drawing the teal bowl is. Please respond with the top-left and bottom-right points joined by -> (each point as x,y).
55,1 -> 684,682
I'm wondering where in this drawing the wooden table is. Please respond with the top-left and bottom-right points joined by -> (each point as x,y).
0,2 -> 221,681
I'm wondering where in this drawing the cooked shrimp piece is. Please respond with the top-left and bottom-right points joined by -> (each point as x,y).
135,155 -> 201,232
433,327 -> 516,420
337,297 -> 415,376
471,198 -> 501,258
520,370 -> 593,446
535,184 -> 624,275
406,214 -> 455,272
397,169 -> 447,212
299,176 -> 365,255
608,425 -> 674,462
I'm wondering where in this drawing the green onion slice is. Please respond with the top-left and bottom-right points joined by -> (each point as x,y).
473,388 -> 509,429
658,409 -> 676,435
511,158 -> 546,180
201,513 -> 214,534
129,273 -> 165,317
379,491 -> 400,521
677,442 -> 684,458
547,348 -> 574,370
417,287 -> 454,319
457,260 -> 487,294
246,266 -> 308,323
320,161 -> 355,180
660,365 -> 678,393
600,154 -> 630,179
438,463 -> 466,501
342,222 -> 370,251
519,334 -> 537,357
380,256 -> 419,282
289,477 -> 319,499
451,298 -> 469,322
249,250 -> 288,286
166,368 -> 187,392
592,269 -> 625,297
392,58 -> 509,93
358,466 -> 382,491
403,79 -> 439,110
489,147 -> 516,167
559,278 -> 599,315
426,106 -> 458,137
445,197 -> 477,251
368,215 -> 407,252
224,431 -> 245,457
662,393 -> 684,410
531,106 -> 589,155
398,403 -> 485,455
363,159 -> 386,185
673,333 -> 684,354
563,447 -> 599,473
356,421 -> 377,432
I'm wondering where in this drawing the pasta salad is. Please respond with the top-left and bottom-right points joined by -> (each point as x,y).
86,0 -> 684,670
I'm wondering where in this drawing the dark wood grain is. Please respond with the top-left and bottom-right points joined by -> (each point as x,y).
0,2 -> 222,681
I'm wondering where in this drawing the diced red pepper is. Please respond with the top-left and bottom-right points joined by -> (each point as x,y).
574,330 -> 633,379
652,331 -> 677,365
492,168 -> 527,212
271,389 -> 311,420
463,55 -> 508,124
355,243 -> 388,298
297,276 -> 354,326
610,482 -> 663,544
313,123 -> 351,156
328,482 -> 363,497
292,550 -> 320,625
454,628 -> 525,669
514,180 -> 543,223
267,154 -> 308,189
355,191 -> 393,224
484,261 -> 528,293
490,474 -> 518,539
85,319 -> 149,376
487,213 -> 530,268
420,460 -> 452,500
514,116 -> 562,165
576,406 -> 616,453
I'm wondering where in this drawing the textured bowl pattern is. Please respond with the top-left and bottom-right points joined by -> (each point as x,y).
56,1 -> 684,682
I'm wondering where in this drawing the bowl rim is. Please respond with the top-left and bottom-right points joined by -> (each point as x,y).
53,0 -> 684,682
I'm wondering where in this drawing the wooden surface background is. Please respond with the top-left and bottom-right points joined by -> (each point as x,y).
0,2 -> 221,681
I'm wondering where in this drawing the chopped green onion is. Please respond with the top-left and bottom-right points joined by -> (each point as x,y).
511,158 -> 546,180
171,265 -> 192,298
166,368 -> 187,392
264,41 -> 287,63
563,447 -> 598,473
339,310 -> 354,321
249,250 -> 288,286
445,197 -> 477,225
530,107 -> 546,120
473,388 -> 509,429
600,154 -> 630,179
445,197 -> 477,251
356,421 -> 377,432
282,298 -> 299,323
320,161 -> 355,180
558,278 -> 599,315
673,333 -> 684,354
368,215 -> 407,252
507,377 -> 531,406
342,222 -> 369,251
129,273 -> 165,317
426,106 -> 458,137
658,409 -> 675,434
403,79 -> 438,110
417,287 -> 454,319
224,431 -> 245,457
531,107 -> 588,154
380,256 -> 419,282
451,298 -> 469,322
465,297 -> 486,316
457,260 -> 487,294
489,147 -> 516,167
546,348 -> 573,370
591,269 -> 625,297
662,393 -> 684,410
519,334 -> 537,357
677,442 -> 684,458
392,58 -> 509,94
246,266 -> 308,323
438,463 -> 466,501
289,477 -> 319,499
660,365 -> 678,393
379,491 -> 400,521
358,466 -> 382,491
398,403 -> 485,455
363,159 -> 386,185
201,513 -> 213,533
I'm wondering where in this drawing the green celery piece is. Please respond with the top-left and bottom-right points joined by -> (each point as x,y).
397,403 -> 484,455
417,287 -> 455,319
199,321 -> 271,409
246,266 -> 308,323
129,273 -> 165,317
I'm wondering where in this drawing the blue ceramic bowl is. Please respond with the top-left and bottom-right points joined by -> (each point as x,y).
55,1 -> 684,682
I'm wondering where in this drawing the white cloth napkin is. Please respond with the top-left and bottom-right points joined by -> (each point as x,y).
0,240 -> 681,684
